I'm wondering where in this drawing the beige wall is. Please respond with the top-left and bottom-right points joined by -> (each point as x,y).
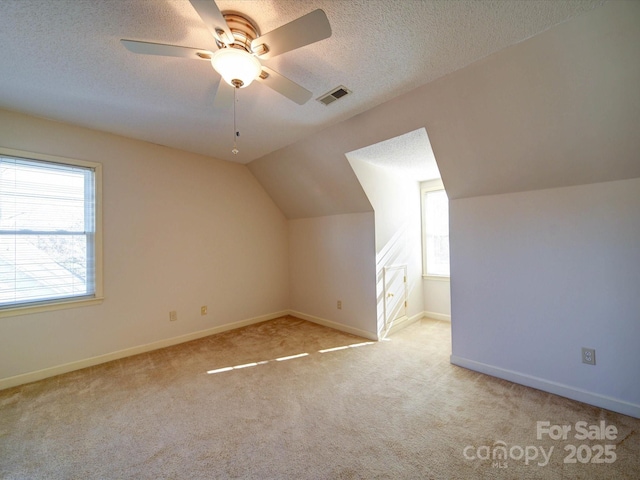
0,109 -> 289,384
423,279 -> 451,321
288,213 -> 377,339
347,159 -> 425,332
451,178 -> 640,417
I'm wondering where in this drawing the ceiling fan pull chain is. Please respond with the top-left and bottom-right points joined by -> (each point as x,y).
232,86 -> 239,155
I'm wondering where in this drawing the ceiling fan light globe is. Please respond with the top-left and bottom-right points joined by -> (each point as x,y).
211,48 -> 261,88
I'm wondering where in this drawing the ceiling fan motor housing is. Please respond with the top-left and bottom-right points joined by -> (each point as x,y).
218,12 -> 261,54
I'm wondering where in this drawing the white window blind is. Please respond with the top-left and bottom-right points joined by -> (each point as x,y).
0,154 -> 97,309
424,189 -> 450,277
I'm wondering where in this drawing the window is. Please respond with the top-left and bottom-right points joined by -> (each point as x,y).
0,148 -> 102,316
422,182 -> 450,278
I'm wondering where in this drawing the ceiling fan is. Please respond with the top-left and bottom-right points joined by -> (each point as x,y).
121,0 -> 332,106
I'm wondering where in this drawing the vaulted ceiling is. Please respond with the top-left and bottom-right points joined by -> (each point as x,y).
248,1 -> 640,217
0,0 -> 605,164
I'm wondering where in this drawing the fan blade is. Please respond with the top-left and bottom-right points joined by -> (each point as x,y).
189,0 -> 234,45
251,9 -> 331,59
121,40 -> 213,60
256,67 -> 312,105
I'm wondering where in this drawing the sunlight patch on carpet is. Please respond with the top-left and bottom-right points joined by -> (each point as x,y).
319,341 -> 375,353
207,341 -> 376,375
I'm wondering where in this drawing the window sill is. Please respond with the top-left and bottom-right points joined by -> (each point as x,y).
423,275 -> 450,282
0,296 -> 104,318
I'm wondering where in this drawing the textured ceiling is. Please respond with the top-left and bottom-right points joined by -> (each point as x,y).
0,0 -> 605,164
346,128 -> 440,182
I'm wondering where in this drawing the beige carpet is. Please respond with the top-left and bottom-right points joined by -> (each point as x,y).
1,316 -> 638,479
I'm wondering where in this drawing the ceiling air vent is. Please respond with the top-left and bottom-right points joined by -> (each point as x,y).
317,85 -> 351,106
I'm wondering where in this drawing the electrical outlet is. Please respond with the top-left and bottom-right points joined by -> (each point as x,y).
169,310 -> 177,322
582,347 -> 596,365
337,300 -> 342,310
201,306 -> 207,316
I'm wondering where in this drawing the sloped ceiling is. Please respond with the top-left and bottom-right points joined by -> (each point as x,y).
0,0 -> 604,164
249,1 -> 640,219
345,128 -> 441,183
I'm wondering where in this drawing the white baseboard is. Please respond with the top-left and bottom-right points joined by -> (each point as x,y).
288,310 -> 378,341
379,311 -> 450,338
1,310 -> 386,391
424,311 -> 451,322
450,354 -> 640,419
0,310 -> 288,391
383,312 -> 424,337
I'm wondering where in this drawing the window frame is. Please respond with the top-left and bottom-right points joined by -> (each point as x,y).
421,179 -> 450,281
0,147 -> 103,318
